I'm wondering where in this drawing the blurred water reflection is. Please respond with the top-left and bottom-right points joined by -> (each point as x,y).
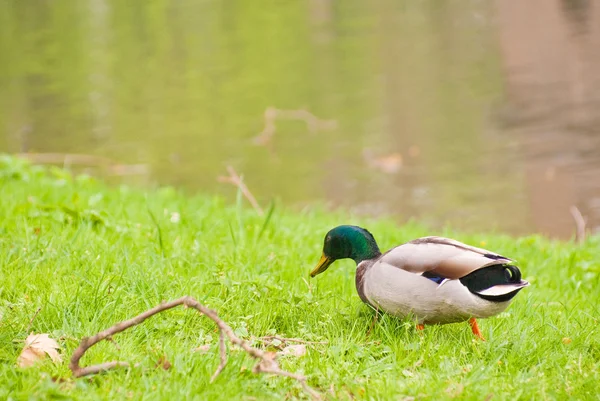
1,0 -> 600,239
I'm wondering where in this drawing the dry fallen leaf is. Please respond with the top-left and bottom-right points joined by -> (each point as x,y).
155,355 -> 172,370
278,344 -> 307,358
18,333 -> 62,367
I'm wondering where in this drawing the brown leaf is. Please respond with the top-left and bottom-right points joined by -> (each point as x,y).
278,344 -> 307,357
155,355 -> 171,370
18,333 -> 62,367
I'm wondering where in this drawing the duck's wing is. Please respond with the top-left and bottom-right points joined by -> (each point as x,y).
378,236 -> 513,279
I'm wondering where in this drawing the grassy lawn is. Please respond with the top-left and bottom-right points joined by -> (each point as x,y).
1,155 -> 599,400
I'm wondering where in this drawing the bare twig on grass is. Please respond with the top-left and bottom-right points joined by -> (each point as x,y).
254,107 -> 337,146
25,307 -> 42,334
218,166 -> 264,216
210,330 -> 227,383
569,205 -> 586,244
69,296 -> 320,399
256,336 -> 328,346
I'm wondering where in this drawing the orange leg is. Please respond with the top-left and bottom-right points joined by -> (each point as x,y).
416,324 -> 425,331
469,318 -> 485,341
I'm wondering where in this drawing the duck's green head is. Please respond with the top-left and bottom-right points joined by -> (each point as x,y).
310,225 -> 381,277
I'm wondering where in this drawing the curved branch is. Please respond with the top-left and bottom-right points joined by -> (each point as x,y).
69,296 -> 320,400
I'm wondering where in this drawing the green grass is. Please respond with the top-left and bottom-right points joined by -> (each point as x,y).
1,155 -> 599,400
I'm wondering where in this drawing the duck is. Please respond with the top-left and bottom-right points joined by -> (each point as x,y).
310,225 -> 529,340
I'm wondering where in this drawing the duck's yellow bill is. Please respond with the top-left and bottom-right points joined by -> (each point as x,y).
310,254 -> 334,277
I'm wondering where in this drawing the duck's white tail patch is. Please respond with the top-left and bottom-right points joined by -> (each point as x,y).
475,280 -> 530,296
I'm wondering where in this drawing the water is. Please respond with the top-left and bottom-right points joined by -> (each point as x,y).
2,0 -> 600,239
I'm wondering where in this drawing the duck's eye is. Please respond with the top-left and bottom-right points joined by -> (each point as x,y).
504,267 -> 513,280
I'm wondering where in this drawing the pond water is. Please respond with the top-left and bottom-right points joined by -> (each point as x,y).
2,0 -> 600,239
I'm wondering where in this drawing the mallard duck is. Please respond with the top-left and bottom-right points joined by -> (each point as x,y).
310,225 -> 529,339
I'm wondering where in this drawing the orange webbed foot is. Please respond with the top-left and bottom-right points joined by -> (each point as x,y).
469,318 -> 485,341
